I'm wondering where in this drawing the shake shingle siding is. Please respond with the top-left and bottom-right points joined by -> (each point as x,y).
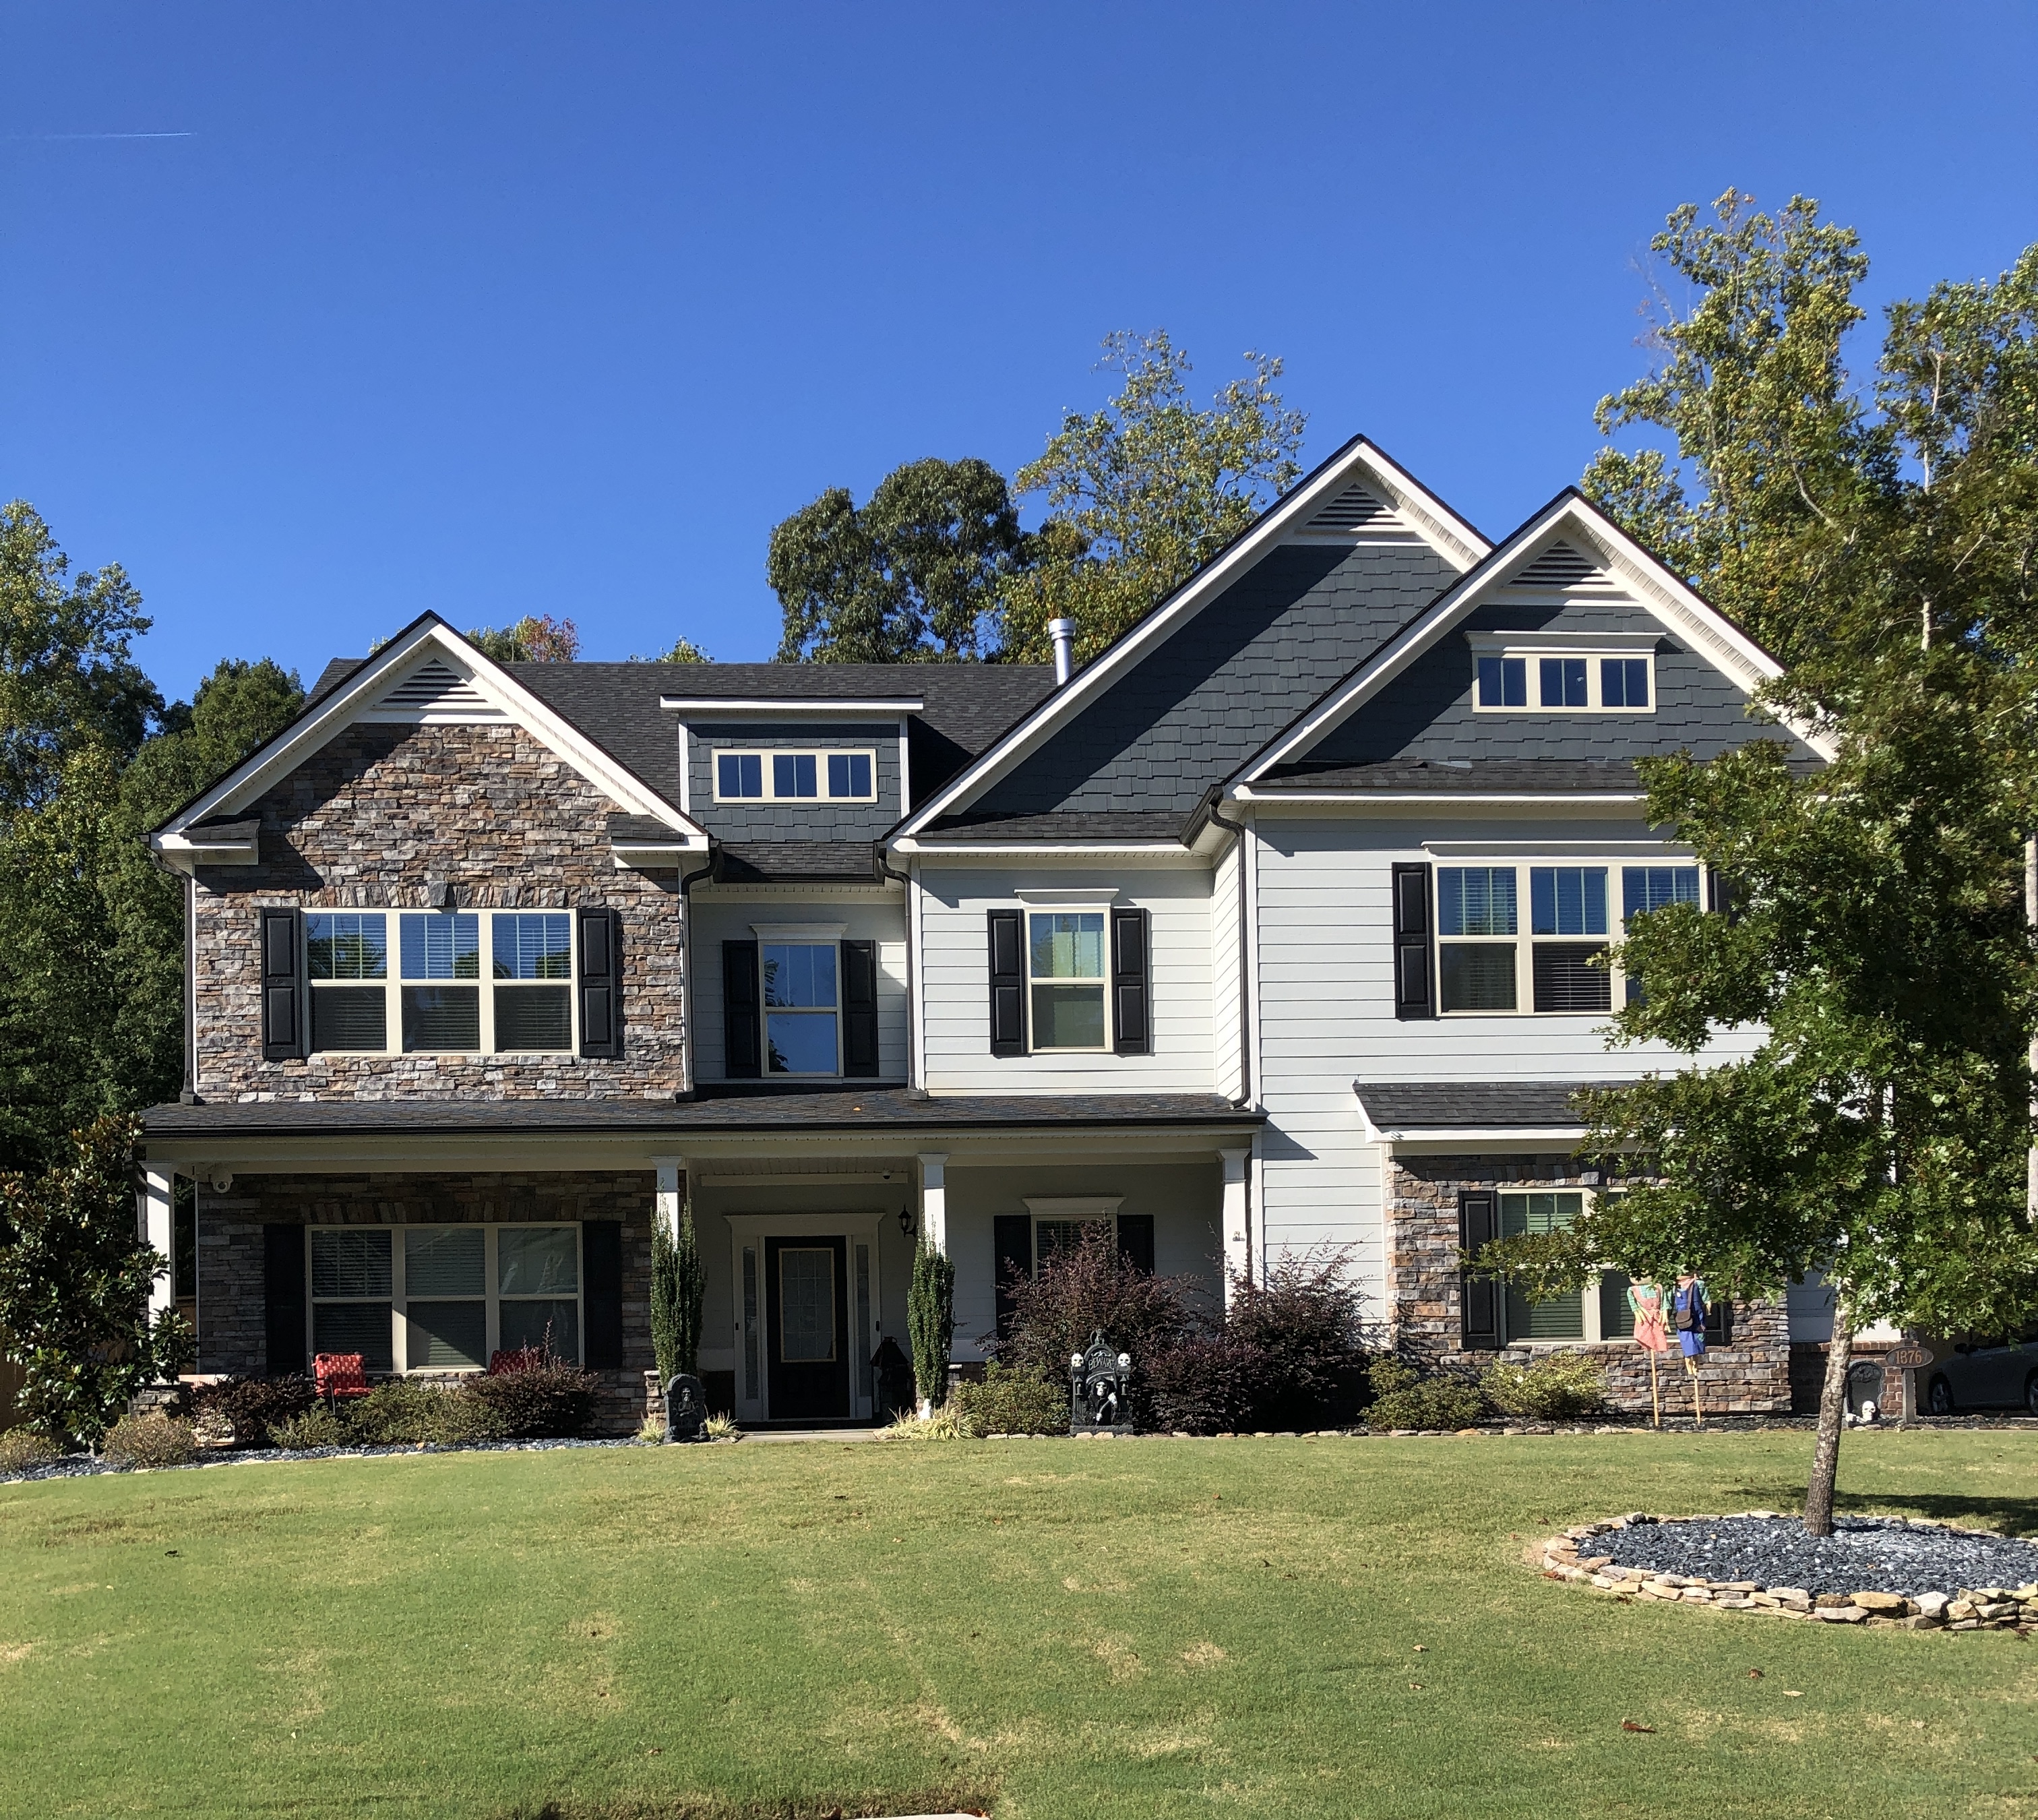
1300,597 -> 1811,769
685,721 -> 902,840
969,543 -> 1460,818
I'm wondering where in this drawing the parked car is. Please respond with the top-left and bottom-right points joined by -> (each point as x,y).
1923,1335 -> 2038,1416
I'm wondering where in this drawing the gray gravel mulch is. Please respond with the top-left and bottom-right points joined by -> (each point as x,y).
1597,1513 -> 2038,1598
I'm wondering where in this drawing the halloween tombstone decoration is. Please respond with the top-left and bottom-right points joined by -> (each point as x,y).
1070,1330 -> 1134,1436
664,1373 -> 707,1443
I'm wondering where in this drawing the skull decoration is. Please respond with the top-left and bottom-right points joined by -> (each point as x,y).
1070,1330 -> 1134,1435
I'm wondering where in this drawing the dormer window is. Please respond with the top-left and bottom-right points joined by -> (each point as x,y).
714,748 -> 877,802
1469,634 -> 1656,714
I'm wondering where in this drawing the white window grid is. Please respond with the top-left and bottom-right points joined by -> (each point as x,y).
305,1222 -> 585,1374
305,909 -> 577,1057
712,748 -> 879,803
1433,861 -> 1704,1017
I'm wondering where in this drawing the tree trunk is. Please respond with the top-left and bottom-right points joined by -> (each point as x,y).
1804,1318 -> 1853,1536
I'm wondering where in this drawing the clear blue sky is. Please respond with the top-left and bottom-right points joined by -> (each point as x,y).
4,3 -> 2034,704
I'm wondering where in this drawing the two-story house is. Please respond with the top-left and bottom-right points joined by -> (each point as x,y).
143,436 -> 1822,1428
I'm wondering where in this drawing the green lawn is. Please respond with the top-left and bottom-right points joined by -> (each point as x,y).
3,1432 -> 2035,1819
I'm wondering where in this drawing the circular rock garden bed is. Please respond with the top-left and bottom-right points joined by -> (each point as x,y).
1539,1511 -> 2038,1631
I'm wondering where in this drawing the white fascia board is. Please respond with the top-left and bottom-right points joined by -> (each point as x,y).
1241,493 -> 1833,782
1233,787 -> 1648,808
889,439 -> 1491,842
893,839 -> 1202,868
157,619 -> 708,845
1380,1126 -> 1588,1148
151,828 -> 260,874
661,697 -> 924,717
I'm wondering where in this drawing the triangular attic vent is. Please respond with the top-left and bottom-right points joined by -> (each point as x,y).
371,657 -> 503,719
1295,483 -> 1400,536
1507,540 -> 1604,588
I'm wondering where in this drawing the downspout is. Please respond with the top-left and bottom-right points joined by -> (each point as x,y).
873,842 -> 918,1091
676,843 -> 719,1099
1203,789 -> 1254,1109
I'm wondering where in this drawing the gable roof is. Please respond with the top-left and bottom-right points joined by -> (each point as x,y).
151,614 -> 710,854
888,437 -> 1490,844
1234,488 -> 1834,787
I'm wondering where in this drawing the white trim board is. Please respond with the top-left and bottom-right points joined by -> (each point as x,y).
152,615 -> 708,855
1235,490 -> 1834,785
888,437 -> 1489,841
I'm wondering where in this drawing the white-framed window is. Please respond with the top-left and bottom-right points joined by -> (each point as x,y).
1435,863 -> 1702,1015
1493,1189 -> 1659,1347
307,910 -> 576,1055
1472,650 -> 1655,713
763,940 -> 840,1074
307,1223 -> 582,1373
1028,911 -> 1107,1052
714,748 -> 877,802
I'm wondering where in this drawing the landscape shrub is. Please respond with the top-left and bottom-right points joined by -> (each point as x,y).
1363,1356 -> 1488,1430
993,1225 -> 1202,1409
270,1405 -> 348,1451
1481,1351 -> 1608,1420
0,1428 -> 58,1473
878,1407 -> 966,1440
703,1414 -> 739,1440
462,1358 -> 598,1438
952,1362 -> 1068,1436
102,1412 -> 199,1467
344,1380 -> 505,1447
191,1374 -> 318,1448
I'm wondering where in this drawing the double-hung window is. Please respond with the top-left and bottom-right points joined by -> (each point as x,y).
1530,868 -> 1609,1012
1494,1190 -> 1655,1345
714,749 -> 877,802
305,911 -> 576,1055
306,1223 -> 582,1373
1438,868 -> 1518,1012
1028,911 -> 1107,1050
764,942 -> 839,1074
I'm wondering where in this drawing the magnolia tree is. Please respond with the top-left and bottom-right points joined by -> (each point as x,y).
0,1115 -> 191,1449
1487,195 -> 2038,1535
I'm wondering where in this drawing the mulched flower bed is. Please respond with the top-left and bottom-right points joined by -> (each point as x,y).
1539,1511 -> 2038,1631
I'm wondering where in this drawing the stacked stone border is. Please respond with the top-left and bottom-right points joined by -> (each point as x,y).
1537,1513 -> 2038,1632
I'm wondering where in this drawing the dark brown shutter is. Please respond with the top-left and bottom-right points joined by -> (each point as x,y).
841,939 -> 879,1078
992,1214 -> 1032,1341
578,907 -> 621,1058
1111,907 -> 1151,1056
1392,863 -> 1433,1021
1458,1190 -> 1501,1348
987,909 -> 1025,1056
1116,1212 -> 1155,1276
264,1223 -> 306,1376
259,908 -> 303,1060
582,1220 -> 624,1368
722,940 -> 760,1078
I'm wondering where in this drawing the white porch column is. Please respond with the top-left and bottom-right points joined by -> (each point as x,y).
917,1151 -> 948,1253
653,1155 -> 685,1240
140,1162 -> 175,1328
1219,1147 -> 1251,1304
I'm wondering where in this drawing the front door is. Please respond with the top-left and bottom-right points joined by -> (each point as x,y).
766,1235 -> 851,1420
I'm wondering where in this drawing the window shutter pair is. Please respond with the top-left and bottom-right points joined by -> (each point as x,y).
1392,863 -> 1434,1020
1458,1190 -> 1501,1348
1110,907 -> 1152,1056
260,909 -> 303,1060
722,938 -> 877,1079
578,907 -> 622,1058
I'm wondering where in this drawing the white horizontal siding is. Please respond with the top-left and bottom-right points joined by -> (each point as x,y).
691,897 -> 909,1081
918,865 -> 1213,1094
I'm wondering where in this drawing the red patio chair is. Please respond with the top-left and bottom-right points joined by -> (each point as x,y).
314,1352 -> 371,1407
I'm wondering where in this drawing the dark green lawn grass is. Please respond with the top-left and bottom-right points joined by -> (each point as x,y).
3,1430 -> 2035,1819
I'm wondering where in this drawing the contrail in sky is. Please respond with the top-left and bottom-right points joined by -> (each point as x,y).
7,131 -> 194,141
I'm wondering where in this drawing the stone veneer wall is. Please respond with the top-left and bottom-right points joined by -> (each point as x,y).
1385,1153 -> 1791,1416
193,722 -> 685,1100
197,1170 -> 656,1434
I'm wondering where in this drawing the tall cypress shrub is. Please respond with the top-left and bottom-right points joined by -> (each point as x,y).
651,1201 -> 708,1383
907,1240 -> 955,1409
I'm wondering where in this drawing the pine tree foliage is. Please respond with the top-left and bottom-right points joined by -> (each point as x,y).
908,1240 -> 955,1409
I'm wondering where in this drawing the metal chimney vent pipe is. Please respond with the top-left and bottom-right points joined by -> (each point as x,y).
1048,618 -> 1076,686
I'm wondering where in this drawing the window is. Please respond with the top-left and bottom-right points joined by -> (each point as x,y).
1438,868 -> 1518,1012
307,913 -> 388,1051
306,911 -> 577,1056
763,942 -> 838,1074
1433,862 -> 1700,1015
1470,646 -> 1655,713
1500,1193 -> 1586,1339
713,748 -> 878,802
309,1223 -> 582,1373
1028,911 -> 1107,1050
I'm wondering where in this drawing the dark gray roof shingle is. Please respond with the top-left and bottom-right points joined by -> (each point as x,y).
1261,758 -> 1646,793
715,842 -> 881,884
918,810 -> 1191,843
1353,1081 -> 1619,1130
